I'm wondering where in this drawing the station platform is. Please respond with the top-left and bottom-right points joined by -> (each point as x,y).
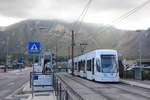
20,82 -> 56,100
55,73 -> 150,100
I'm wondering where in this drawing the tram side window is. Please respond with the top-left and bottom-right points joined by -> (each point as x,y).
87,60 -> 92,71
78,61 -> 81,72
75,62 -> 77,70
80,61 -> 83,71
83,61 -> 85,73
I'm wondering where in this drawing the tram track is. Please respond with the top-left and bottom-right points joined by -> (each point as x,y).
63,74 -> 114,100
108,83 -> 150,99
62,74 -> 150,100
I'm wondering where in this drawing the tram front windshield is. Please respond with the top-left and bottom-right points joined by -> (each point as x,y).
101,55 -> 117,73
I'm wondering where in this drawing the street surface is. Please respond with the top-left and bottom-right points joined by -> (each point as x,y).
0,68 -> 4,73
0,68 -> 31,100
0,68 -> 14,73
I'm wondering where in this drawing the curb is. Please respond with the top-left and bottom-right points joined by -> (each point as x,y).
5,82 -> 29,99
120,80 -> 130,85
120,80 -> 150,90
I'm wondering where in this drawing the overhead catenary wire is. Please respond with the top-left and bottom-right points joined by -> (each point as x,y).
71,0 -> 92,30
112,0 -> 150,24
73,0 -> 93,50
76,0 -> 92,31
68,0 -> 93,44
70,0 -> 150,55
84,0 -> 150,49
95,0 -> 150,35
69,0 -> 93,57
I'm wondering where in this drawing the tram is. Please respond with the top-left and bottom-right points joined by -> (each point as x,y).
68,49 -> 119,82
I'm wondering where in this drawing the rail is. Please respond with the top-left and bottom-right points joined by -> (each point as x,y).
53,74 -> 73,100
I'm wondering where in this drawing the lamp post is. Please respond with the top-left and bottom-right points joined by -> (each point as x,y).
71,30 -> 75,75
136,30 -> 149,80
4,37 -> 10,72
135,30 -> 147,66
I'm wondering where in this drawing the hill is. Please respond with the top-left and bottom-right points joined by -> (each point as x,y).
0,19 -> 150,59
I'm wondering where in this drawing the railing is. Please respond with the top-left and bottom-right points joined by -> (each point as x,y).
53,68 -> 69,73
30,70 -> 84,99
53,75 -> 73,100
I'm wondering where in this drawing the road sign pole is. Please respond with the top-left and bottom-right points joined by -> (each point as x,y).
55,43 -> 58,67
32,54 -> 35,98
28,41 -> 40,98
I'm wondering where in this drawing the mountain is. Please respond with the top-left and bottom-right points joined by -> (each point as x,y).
0,19 -> 150,59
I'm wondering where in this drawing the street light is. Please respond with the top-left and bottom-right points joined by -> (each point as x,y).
135,30 -> 148,66
4,36 -> 10,72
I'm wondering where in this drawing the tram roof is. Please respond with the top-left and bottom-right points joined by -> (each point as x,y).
69,49 -> 117,61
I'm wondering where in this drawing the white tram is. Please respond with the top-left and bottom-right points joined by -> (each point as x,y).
68,49 -> 119,82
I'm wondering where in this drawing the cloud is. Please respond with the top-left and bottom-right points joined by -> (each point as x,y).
0,0 -> 150,29
0,0 -> 38,18
91,0 -> 138,11
0,0 -> 148,19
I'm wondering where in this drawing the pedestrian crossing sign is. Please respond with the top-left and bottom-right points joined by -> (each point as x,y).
28,42 -> 40,54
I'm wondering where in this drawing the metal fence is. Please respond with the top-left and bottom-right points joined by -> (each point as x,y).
122,68 -> 150,80
53,75 -> 73,100
30,71 -> 83,100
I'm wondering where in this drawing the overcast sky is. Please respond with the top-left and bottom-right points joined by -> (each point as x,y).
0,0 -> 150,30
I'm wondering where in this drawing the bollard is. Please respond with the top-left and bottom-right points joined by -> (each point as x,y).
57,81 -> 60,100
53,75 -> 55,89
53,77 -> 54,86
4,65 -> 7,72
141,69 -> 144,81
54,78 -> 56,95
56,79 -> 59,96
30,72 -> 31,88
59,83 -> 61,100
65,91 -> 68,100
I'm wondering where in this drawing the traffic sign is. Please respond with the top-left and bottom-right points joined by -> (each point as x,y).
28,42 -> 40,54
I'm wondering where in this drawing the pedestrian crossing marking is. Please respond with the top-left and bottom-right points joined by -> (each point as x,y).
28,42 -> 40,54
31,44 -> 38,51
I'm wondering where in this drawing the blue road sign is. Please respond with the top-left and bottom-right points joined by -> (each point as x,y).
28,42 -> 40,54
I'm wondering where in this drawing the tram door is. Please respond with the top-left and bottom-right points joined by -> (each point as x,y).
92,58 -> 94,75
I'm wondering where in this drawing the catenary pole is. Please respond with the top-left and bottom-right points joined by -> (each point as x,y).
71,30 -> 75,75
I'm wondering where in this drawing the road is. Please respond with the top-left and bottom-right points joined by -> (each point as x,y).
0,68 -> 31,100
0,68 -> 4,73
56,73 -> 150,100
0,68 -> 14,73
